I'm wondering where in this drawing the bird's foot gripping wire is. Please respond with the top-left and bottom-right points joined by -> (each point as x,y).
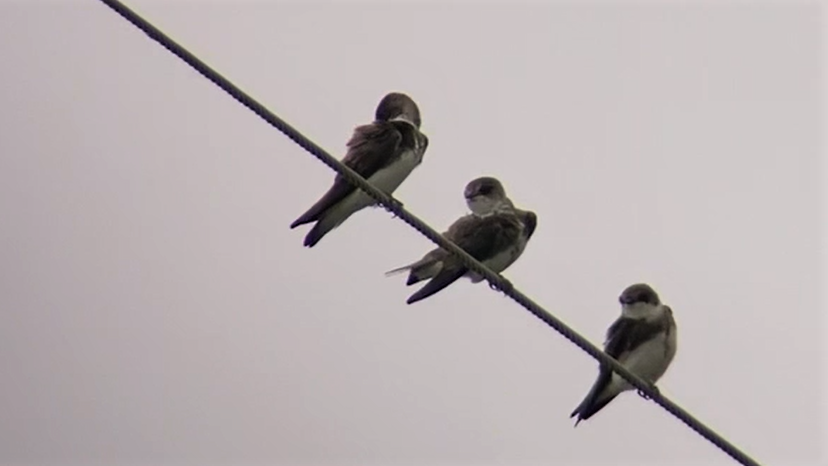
383,197 -> 405,217
637,382 -> 660,400
489,277 -> 514,295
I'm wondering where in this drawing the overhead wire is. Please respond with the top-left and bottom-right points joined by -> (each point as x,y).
95,1 -> 764,465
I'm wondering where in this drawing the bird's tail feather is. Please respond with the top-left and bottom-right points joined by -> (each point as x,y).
386,252 -> 441,285
384,265 -> 414,277
570,381 -> 618,426
302,216 -> 338,248
406,266 -> 467,305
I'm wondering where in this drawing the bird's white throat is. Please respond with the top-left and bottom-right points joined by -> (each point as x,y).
468,197 -> 514,216
621,302 -> 664,320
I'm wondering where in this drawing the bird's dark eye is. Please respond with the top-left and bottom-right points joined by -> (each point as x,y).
620,293 -> 642,305
639,293 -> 657,305
479,185 -> 493,195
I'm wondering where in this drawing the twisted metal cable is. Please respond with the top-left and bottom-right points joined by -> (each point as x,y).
95,1 -> 763,465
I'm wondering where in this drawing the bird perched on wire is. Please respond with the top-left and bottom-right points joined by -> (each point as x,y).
290,92 -> 429,247
570,283 -> 678,426
386,177 -> 537,304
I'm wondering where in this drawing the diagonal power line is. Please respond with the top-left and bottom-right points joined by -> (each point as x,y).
95,1 -> 764,465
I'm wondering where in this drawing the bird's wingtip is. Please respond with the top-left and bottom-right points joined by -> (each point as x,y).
290,213 -> 313,230
302,231 -> 321,248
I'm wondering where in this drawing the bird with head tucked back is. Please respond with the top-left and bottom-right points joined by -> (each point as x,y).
570,283 -> 678,426
290,92 -> 429,247
386,176 -> 537,304
464,176 -> 516,216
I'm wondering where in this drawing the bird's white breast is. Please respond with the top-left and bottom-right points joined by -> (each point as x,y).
466,219 -> 529,283
368,148 -> 422,194
622,302 -> 663,320
484,244 -> 521,274
607,314 -> 677,395
335,149 -> 422,221
466,243 -> 522,283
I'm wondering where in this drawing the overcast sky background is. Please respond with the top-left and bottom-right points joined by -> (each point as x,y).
0,1 -> 825,466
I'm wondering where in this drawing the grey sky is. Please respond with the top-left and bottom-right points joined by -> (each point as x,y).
0,1 -> 824,466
